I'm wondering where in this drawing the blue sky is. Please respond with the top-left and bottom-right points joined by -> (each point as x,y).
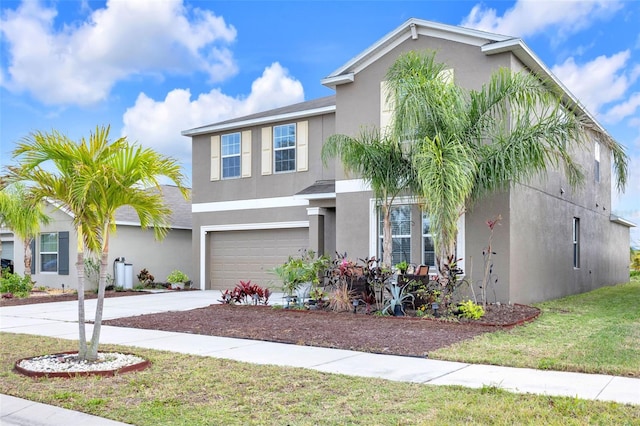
1,0 -> 639,245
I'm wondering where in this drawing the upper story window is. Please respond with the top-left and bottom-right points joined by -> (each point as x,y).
274,124 -> 296,173
40,232 -> 58,273
221,133 -> 241,179
594,141 -> 601,183
210,131 -> 251,181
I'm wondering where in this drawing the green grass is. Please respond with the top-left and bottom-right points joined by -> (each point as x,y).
0,333 -> 638,425
430,278 -> 640,377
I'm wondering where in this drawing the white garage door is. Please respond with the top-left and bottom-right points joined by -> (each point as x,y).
209,228 -> 308,291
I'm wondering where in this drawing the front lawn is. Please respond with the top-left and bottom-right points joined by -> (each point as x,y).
0,333 -> 638,425
430,277 -> 640,377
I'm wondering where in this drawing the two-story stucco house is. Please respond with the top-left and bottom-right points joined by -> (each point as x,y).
183,18 -> 633,304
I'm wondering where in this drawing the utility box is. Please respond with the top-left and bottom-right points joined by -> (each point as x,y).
124,263 -> 133,289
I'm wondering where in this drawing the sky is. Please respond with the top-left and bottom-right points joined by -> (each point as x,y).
0,0 -> 639,245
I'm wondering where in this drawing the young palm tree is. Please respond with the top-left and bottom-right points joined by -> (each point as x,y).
7,126 -> 188,361
0,183 -> 50,277
386,51 -> 628,276
322,127 -> 419,268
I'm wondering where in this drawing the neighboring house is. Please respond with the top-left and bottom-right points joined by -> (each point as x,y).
182,18 -> 634,304
10,185 -> 192,290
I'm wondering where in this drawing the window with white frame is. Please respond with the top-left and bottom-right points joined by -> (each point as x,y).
273,123 -> 296,172
40,232 -> 58,273
422,212 -> 436,267
594,141 -> 600,183
221,132 -> 241,179
573,217 -> 580,268
378,205 -> 411,266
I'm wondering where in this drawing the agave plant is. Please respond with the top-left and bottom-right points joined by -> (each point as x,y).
382,282 -> 415,316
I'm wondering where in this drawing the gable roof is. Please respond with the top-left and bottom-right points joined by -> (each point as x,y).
182,96 -> 336,136
321,18 -> 512,87
46,185 -> 192,230
115,185 -> 192,230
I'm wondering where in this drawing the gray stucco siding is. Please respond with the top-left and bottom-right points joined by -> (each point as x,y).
191,113 -> 335,205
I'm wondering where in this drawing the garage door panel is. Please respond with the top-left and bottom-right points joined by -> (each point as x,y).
209,228 -> 308,291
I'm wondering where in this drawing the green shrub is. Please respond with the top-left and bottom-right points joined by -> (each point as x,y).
166,269 -> 189,283
457,300 -> 485,319
0,272 -> 34,298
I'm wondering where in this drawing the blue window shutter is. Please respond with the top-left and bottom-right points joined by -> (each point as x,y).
30,239 -> 35,274
58,232 -> 69,275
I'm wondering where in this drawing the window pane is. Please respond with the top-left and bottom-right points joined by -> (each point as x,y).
391,237 -> 411,266
222,156 -> 240,178
41,254 -> 57,272
221,133 -> 240,156
378,205 -> 411,264
274,124 -> 296,148
275,148 -> 295,172
40,233 -> 57,252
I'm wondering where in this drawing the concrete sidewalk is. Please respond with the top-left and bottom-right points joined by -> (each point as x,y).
1,291 -> 638,425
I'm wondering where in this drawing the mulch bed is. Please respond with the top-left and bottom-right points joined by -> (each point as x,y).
103,302 -> 540,357
2,291 -> 540,356
0,290 -> 150,307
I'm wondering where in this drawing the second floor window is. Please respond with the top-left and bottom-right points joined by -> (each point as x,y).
221,133 -> 241,179
274,124 -> 296,173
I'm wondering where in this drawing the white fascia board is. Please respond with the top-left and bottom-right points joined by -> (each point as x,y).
320,73 -> 354,88
182,105 -> 335,136
293,192 -> 336,200
610,215 -> 636,228
114,221 -> 192,230
193,196 -> 309,213
482,39 -> 612,140
323,18 -> 510,84
335,179 -> 372,193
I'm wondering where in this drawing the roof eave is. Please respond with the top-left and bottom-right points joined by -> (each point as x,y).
609,214 -> 636,228
481,39 -> 612,140
182,105 -> 336,136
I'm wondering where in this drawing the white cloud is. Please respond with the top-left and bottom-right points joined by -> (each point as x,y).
462,0 -> 622,38
551,51 -> 634,115
603,93 -> 640,124
121,63 -> 304,165
0,0 -> 237,106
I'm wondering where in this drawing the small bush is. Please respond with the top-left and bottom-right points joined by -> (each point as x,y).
0,272 -> 34,298
219,281 -> 271,305
137,268 -> 155,286
166,269 -> 189,283
457,300 -> 485,319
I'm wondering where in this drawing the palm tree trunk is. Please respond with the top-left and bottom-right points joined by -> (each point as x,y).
23,237 -> 32,278
382,203 -> 393,269
87,231 -> 109,360
76,249 -> 88,359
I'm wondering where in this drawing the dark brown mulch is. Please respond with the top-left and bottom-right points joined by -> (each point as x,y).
103,302 -> 540,357
2,291 -> 540,356
0,290 -> 150,307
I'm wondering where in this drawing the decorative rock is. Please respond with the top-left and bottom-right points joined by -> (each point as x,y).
15,352 -> 150,378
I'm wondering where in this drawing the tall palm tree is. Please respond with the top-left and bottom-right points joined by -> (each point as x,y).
386,50 -> 628,276
322,127 -> 419,268
0,183 -> 50,277
7,126 -> 188,361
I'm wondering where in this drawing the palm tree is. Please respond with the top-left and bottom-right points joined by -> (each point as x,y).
322,127 -> 419,268
386,50 -> 628,276
7,126 -> 188,361
0,183 -> 50,277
